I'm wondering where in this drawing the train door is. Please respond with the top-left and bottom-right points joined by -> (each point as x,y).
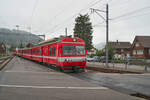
42,47 -> 44,62
58,44 -> 63,66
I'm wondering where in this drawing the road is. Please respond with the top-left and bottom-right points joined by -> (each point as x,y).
84,62 -> 150,97
0,57 -> 141,100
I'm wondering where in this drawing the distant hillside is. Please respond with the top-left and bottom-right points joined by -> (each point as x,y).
0,28 -> 43,47
94,42 -> 105,50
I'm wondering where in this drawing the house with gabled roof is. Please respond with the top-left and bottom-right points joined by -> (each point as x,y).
131,36 -> 150,59
109,40 -> 131,59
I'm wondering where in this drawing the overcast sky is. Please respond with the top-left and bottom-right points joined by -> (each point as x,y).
0,0 -> 150,45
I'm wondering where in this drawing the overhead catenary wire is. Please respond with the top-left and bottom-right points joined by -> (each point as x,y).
46,0 -> 116,37
109,0 -> 130,8
111,6 -> 150,21
36,0 -> 150,39
111,11 -> 150,23
47,0 -> 75,26
89,0 -> 114,26
45,0 -> 104,35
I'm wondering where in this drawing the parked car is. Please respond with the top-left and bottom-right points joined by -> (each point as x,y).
93,56 -> 101,62
86,56 -> 94,62
99,56 -> 106,63
99,56 -> 111,63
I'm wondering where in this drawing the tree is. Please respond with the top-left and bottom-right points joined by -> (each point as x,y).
108,45 -> 115,60
96,50 -> 105,57
9,45 -> 17,52
73,14 -> 93,50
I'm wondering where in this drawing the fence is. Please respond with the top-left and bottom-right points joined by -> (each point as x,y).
89,59 -> 150,72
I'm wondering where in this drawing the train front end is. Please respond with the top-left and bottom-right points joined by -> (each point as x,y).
58,37 -> 87,72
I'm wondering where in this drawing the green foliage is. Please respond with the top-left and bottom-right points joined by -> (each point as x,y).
114,59 -> 124,63
73,14 -> 93,50
96,50 -> 105,57
91,54 -> 97,57
9,45 -> 17,51
108,45 -> 115,60
93,45 -> 115,59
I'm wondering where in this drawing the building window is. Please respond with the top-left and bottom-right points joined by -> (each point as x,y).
32,49 -> 40,54
137,50 -> 143,55
135,43 -> 140,47
127,53 -> 130,57
133,50 -> 136,55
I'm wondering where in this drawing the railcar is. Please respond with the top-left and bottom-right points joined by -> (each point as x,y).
17,49 -> 23,57
22,48 -> 32,59
14,36 -> 87,72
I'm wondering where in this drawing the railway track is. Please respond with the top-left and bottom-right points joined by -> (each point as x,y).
0,56 -> 13,70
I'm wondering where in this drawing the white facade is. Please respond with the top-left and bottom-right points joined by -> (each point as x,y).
136,50 -> 143,55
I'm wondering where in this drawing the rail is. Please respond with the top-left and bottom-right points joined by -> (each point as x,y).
0,56 -> 13,70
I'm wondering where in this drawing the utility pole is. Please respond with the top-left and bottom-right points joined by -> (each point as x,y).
65,28 -> 67,37
91,4 -> 109,67
106,4 -> 109,67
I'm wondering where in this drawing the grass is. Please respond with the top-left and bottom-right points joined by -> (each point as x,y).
0,54 -> 10,59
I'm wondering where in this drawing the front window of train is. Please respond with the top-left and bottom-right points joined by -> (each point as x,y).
63,45 -> 76,55
76,46 -> 85,55
63,45 -> 85,55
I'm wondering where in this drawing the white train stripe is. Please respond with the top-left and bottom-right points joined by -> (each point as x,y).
0,84 -> 108,90
21,54 -> 86,62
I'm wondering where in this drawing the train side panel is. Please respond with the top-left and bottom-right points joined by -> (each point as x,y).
43,43 -> 58,65
22,49 -> 31,59
31,47 -> 43,62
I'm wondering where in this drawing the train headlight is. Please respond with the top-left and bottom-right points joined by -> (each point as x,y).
65,59 -> 72,62
73,38 -> 77,42
65,59 -> 69,62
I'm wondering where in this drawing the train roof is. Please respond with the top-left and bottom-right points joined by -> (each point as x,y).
17,36 -> 85,50
38,37 -> 60,45
38,35 -> 84,45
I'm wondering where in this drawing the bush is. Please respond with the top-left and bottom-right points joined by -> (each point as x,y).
91,54 -> 96,57
114,59 -> 124,63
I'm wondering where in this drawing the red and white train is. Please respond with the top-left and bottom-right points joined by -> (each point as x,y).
13,36 -> 87,72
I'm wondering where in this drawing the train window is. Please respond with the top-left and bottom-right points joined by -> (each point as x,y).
33,49 -> 40,54
63,45 -> 75,55
76,46 -> 85,55
49,48 -> 52,55
53,47 -> 56,55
